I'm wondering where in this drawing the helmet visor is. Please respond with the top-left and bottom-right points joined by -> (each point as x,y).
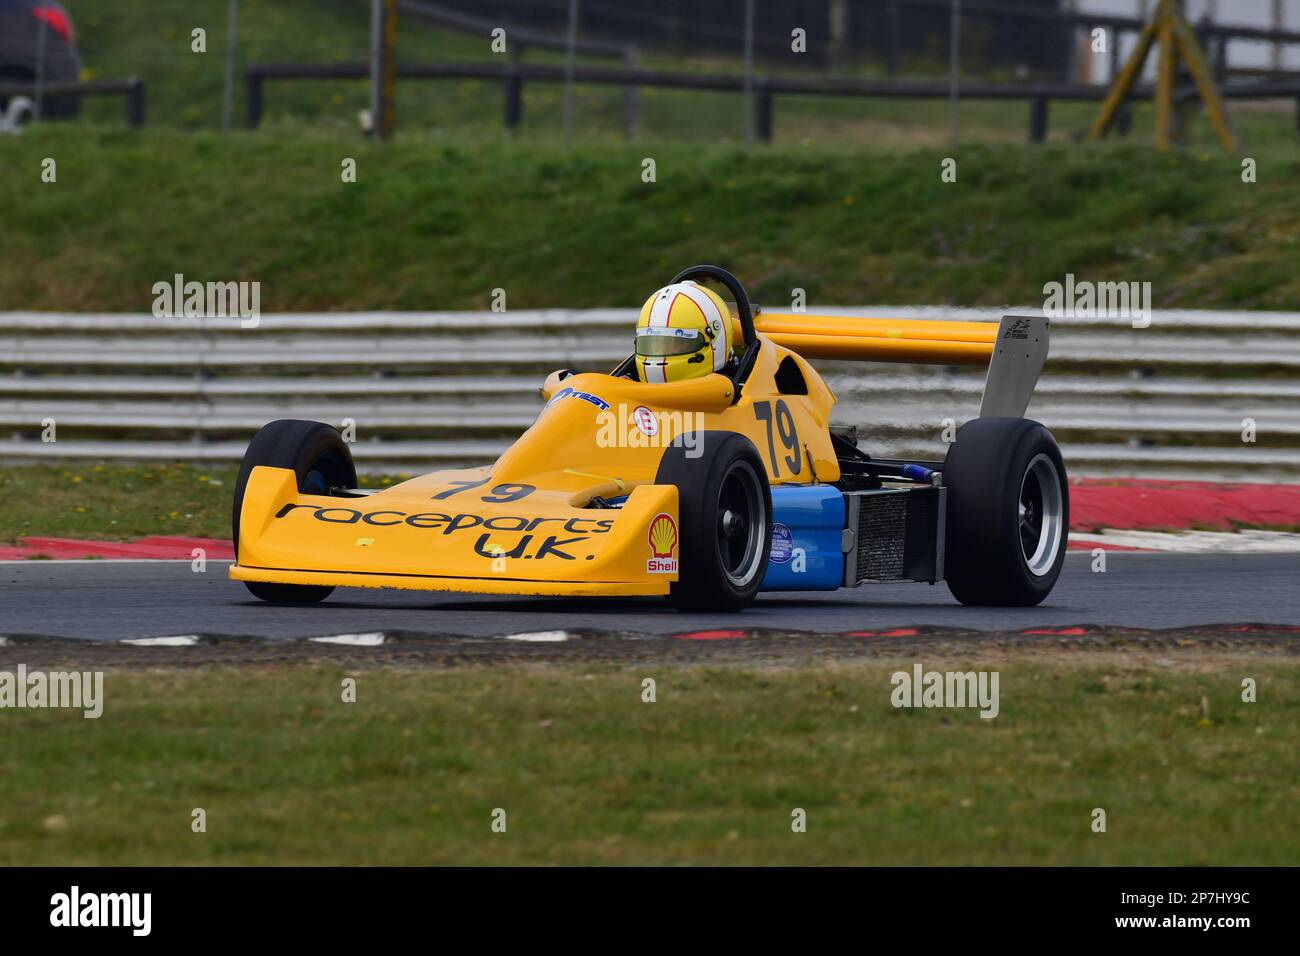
635,327 -> 707,357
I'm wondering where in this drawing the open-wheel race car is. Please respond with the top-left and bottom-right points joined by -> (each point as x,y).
230,265 -> 1067,611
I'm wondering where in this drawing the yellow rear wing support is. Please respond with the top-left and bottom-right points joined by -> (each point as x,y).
755,313 -> 998,365
753,312 -> 1050,419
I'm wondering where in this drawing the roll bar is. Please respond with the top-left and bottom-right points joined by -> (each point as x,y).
669,264 -> 760,400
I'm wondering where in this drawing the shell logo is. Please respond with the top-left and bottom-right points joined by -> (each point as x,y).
646,512 -> 678,574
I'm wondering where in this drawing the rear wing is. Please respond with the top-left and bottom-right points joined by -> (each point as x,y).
752,312 -> 1050,419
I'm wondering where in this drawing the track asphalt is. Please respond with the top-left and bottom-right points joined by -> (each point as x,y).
2,552 -> 1296,642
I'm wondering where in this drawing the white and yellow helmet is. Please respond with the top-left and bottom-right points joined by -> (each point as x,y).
634,280 -> 734,384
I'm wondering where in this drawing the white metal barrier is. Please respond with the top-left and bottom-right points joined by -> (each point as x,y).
3,309 -> 1298,480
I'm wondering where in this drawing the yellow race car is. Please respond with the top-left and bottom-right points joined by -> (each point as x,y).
230,266 -> 1067,611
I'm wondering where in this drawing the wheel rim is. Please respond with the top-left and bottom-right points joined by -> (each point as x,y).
716,459 -> 766,587
1019,453 -> 1064,576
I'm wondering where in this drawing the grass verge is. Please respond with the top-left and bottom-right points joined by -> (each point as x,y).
0,463 -> 236,543
1,657 -> 1295,865
6,126 -> 1300,311
0,463 -> 412,543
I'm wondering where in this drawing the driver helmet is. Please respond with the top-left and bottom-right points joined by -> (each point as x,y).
634,280 -> 733,383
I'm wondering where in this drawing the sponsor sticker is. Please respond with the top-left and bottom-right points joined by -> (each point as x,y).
546,385 -> 610,412
1003,317 -> 1030,340
646,512 -> 678,574
636,326 -> 698,340
769,522 -> 794,564
275,504 -> 613,537
632,405 -> 659,438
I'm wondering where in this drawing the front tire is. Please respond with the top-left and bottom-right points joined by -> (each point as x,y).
656,432 -> 772,612
943,417 -> 1068,607
232,419 -> 357,605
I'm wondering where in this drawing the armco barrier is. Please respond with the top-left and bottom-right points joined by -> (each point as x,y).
2,308 -> 1298,481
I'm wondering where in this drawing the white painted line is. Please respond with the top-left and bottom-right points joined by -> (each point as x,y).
502,630 -> 570,642
1072,529 -> 1300,553
121,635 -> 201,647
308,633 -> 386,646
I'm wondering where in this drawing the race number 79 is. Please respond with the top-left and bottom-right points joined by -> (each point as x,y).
753,399 -> 801,478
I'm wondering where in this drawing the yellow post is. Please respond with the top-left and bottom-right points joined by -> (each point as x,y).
1086,16 -> 1157,140
1087,0 -> 1239,152
1154,0 -> 1177,150
1172,13 -> 1241,150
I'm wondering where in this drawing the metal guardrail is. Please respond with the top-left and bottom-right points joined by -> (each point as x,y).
2,309 -> 1298,481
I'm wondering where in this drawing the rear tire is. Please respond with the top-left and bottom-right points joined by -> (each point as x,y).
656,432 -> 772,612
232,420 -> 356,605
943,417 -> 1068,607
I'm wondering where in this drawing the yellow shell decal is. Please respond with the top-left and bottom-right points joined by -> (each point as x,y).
646,512 -> 679,574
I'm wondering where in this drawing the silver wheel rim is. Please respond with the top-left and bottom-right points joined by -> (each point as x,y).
717,459 -> 766,588
1019,453 -> 1064,577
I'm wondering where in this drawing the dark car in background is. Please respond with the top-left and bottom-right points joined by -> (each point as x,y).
0,0 -> 80,120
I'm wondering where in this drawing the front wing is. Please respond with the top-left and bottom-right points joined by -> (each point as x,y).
228,466 -> 679,596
